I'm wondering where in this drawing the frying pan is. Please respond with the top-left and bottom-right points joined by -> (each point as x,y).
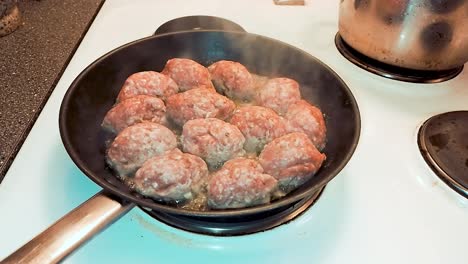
2,30 -> 360,263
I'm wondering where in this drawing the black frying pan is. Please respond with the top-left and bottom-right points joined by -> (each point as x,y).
2,30 -> 360,263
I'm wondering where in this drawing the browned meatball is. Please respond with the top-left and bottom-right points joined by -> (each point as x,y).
182,118 -> 245,168
208,60 -> 255,101
251,74 -> 269,90
161,58 -> 214,92
229,106 -> 288,153
166,88 -> 236,127
102,95 -> 167,133
106,122 -> 177,177
116,71 -> 179,102
285,100 -> 326,150
207,158 -> 278,209
257,78 -> 301,114
259,132 -> 326,191
133,149 -> 209,202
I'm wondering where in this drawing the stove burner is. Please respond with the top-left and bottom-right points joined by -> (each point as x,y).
140,186 -> 324,236
155,15 -> 246,36
418,111 -> 468,198
334,33 -> 463,83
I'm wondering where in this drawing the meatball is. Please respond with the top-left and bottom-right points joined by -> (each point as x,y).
161,58 -> 214,92
229,106 -> 288,153
285,100 -> 327,150
208,60 -> 255,101
207,158 -> 278,209
166,88 -> 236,127
252,74 -> 269,91
257,78 -> 301,114
259,132 -> 326,192
106,122 -> 177,177
134,149 -> 209,202
182,118 -> 245,168
102,95 -> 167,133
116,71 -> 179,102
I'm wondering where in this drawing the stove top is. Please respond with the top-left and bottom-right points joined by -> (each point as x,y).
1,0 -> 467,263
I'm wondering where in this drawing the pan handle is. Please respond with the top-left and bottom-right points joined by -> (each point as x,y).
1,191 -> 134,264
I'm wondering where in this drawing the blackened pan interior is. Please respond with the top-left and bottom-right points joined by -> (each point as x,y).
59,31 -> 360,218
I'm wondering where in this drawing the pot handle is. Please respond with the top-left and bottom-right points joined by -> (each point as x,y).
1,191 -> 134,264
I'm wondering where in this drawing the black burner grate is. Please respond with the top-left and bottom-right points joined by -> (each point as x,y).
335,33 -> 463,83
418,111 -> 468,198
140,187 -> 324,236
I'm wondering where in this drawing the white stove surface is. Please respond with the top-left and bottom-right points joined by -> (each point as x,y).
1,0 -> 467,263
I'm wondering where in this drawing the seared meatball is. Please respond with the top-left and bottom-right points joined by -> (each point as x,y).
102,95 -> 167,133
257,78 -> 301,114
134,149 -> 209,202
259,132 -> 326,191
208,60 -> 255,101
106,122 -> 177,177
207,158 -> 278,209
166,88 -> 236,127
252,74 -> 269,90
117,71 -> 179,102
182,118 -> 245,168
285,100 -> 326,150
161,58 -> 214,92
229,106 -> 288,153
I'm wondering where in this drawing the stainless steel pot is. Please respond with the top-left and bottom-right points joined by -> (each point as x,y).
338,0 -> 468,71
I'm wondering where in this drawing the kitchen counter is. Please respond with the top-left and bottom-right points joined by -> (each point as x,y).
0,0 -> 104,182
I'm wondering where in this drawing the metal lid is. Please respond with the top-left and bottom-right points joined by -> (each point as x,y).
418,111 -> 468,198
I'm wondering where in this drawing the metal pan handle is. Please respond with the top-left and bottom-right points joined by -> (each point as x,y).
1,191 -> 134,264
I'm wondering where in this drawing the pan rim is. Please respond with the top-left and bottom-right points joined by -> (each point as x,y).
59,30 -> 361,217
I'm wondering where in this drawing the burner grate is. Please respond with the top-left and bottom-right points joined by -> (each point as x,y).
418,111 -> 468,198
140,187 -> 324,236
334,33 -> 463,83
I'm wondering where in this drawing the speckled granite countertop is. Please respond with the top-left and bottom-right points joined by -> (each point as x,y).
0,0 -> 104,182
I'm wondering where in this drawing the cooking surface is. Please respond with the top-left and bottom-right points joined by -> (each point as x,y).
0,0 -> 467,263
0,0 -> 104,181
